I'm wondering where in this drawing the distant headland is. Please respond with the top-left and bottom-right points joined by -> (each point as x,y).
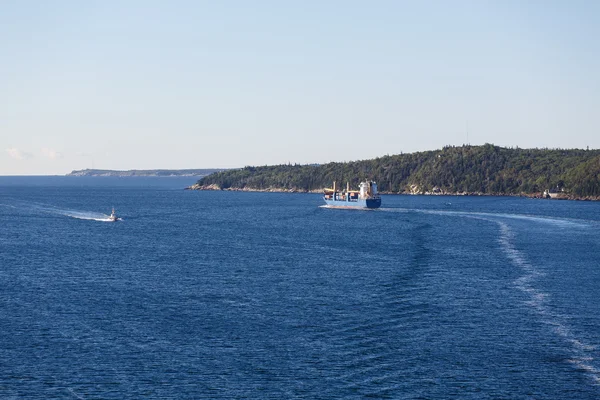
67,168 -> 225,177
189,144 -> 600,201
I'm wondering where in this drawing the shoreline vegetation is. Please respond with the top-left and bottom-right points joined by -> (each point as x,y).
189,144 -> 600,201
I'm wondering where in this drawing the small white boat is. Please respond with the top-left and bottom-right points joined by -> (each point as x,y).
108,207 -> 118,222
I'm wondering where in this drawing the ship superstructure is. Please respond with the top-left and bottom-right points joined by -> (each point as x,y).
323,181 -> 381,209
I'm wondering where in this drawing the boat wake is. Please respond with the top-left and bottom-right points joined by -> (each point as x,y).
380,206 -> 600,385
495,220 -> 600,385
25,202 -> 123,222
379,207 -> 590,228
1,200 -> 123,222
61,211 -> 122,222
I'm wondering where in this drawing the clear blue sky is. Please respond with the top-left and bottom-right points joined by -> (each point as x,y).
1,1 -> 599,174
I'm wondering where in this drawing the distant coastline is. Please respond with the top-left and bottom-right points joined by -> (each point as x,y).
67,168 -> 226,177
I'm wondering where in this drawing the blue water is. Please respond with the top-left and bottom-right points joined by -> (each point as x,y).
1,177 -> 600,399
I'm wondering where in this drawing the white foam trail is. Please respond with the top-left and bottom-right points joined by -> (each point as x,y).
59,210 -> 121,222
496,220 -> 600,385
70,215 -> 120,222
379,207 -> 591,228
390,206 -> 600,385
26,203 -> 121,222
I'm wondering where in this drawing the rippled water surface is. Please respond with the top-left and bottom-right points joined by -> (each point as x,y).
1,177 -> 600,399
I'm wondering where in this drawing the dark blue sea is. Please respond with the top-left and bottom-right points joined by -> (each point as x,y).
1,176 -> 600,399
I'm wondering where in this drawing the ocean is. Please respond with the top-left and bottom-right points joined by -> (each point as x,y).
1,176 -> 600,399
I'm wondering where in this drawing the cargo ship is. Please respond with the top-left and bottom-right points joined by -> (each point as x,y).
323,181 -> 382,209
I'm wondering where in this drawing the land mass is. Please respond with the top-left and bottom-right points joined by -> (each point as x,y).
190,144 -> 600,200
68,168 -> 225,177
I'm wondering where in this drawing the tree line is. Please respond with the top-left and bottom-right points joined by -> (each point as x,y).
196,144 -> 600,197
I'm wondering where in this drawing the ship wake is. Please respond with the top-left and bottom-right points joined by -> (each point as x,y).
495,220 -> 600,385
381,206 -> 600,385
27,202 -> 121,222
60,211 -> 120,222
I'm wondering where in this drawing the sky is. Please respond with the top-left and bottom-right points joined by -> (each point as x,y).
1,1 -> 599,175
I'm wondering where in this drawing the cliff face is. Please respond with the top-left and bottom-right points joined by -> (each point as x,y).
68,169 -> 225,177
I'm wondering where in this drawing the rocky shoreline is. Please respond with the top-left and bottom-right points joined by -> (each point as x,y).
186,183 -> 599,201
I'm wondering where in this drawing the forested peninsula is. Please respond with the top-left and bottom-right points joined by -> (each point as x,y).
190,145 -> 600,200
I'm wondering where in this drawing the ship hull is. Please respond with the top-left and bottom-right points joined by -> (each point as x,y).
323,198 -> 381,209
